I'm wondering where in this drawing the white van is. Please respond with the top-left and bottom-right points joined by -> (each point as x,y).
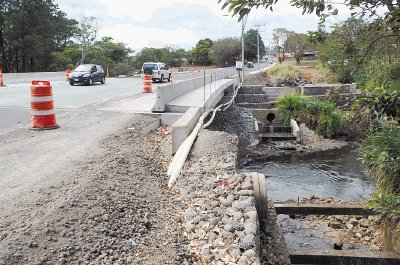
141,62 -> 171,83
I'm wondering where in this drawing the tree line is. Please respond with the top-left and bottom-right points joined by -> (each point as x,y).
0,0 -> 267,74
134,29 -> 266,70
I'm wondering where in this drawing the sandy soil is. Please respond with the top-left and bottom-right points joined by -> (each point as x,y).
0,116 -> 190,265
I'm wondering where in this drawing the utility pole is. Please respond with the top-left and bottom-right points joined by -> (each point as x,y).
255,24 -> 265,70
241,17 -> 246,82
268,39 -> 271,62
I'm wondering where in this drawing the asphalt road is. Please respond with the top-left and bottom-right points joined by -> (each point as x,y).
0,63 -> 268,134
0,62 -> 269,221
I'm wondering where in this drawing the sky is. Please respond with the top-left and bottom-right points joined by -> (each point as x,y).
54,0 -> 353,52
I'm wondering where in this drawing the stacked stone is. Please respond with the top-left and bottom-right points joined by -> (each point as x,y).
175,172 -> 261,265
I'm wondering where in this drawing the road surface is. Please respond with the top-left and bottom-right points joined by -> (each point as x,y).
0,63 -> 268,200
0,63 -> 270,264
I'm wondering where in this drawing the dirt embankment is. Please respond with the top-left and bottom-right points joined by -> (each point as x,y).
0,116 -> 190,265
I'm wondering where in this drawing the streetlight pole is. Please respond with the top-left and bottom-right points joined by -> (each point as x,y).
255,24 -> 265,70
241,18 -> 245,82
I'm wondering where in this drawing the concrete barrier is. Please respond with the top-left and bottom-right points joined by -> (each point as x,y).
152,72 -> 230,112
171,107 -> 202,154
3,72 -> 65,84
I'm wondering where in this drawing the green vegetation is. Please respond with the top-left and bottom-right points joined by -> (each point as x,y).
0,1 -> 263,74
362,126 -> 400,194
244,29 -> 265,61
222,0 -> 400,233
366,194 -> 400,224
277,93 -> 344,138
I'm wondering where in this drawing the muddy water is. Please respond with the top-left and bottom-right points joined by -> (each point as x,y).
243,147 -> 375,202
243,146 -> 376,252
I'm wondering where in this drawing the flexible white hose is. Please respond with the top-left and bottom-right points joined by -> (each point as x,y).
167,110 -> 211,188
202,83 -> 242,129
167,81 -> 242,189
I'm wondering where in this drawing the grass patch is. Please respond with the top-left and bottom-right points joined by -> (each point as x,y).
267,60 -> 338,83
277,93 -> 344,138
362,125 -> 400,194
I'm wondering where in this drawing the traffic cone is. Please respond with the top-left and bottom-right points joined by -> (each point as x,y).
142,74 -> 152,93
0,67 -> 4,86
65,69 -> 71,81
30,80 -> 59,130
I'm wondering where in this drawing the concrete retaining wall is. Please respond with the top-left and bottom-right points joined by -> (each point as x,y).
239,83 -> 357,100
170,81 -> 235,153
301,83 -> 356,96
263,86 -> 300,98
3,72 -> 65,84
171,107 -> 202,154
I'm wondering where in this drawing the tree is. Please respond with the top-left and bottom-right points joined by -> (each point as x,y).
134,47 -> 186,69
190,38 -> 213,66
272,28 -> 289,63
0,0 -> 78,72
219,0 -> 400,32
244,29 -> 265,61
210,37 -> 241,67
286,32 -> 312,63
76,16 -> 98,65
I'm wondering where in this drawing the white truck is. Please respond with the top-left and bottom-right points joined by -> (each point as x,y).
141,62 -> 171,83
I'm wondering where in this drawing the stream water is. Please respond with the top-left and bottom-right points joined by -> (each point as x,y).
243,146 -> 377,253
243,146 -> 375,202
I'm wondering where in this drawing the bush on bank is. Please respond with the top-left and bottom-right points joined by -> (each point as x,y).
362,125 -> 400,195
277,93 -> 344,138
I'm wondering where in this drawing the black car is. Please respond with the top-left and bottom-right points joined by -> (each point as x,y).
69,64 -> 105,86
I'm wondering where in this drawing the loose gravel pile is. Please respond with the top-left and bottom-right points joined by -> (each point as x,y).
0,115 -> 190,265
175,130 -> 262,265
284,196 -> 384,252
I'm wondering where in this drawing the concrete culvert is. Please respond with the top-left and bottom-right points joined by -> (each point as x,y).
267,113 -> 276,123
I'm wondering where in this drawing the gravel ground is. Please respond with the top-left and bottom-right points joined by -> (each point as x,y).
0,115 -> 190,265
281,196 -> 384,252
175,130 -> 262,264
196,119 -> 291,264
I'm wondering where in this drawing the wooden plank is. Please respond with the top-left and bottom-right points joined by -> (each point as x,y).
289,248 -> 400,265
251,173 -> 267,221
274,203 -> 374,216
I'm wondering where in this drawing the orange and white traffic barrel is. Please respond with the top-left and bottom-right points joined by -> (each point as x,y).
142,74 -> 152,93
0,67 -> 4,86
65,69 -> 71,81
30,80 -> 59,130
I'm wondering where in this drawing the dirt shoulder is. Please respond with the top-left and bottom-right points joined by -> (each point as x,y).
0,115 -> 189,265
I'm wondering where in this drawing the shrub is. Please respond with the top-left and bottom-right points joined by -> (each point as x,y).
362,125 -> 400,194
267,63 -> 298,78
277,93 -> 344,138
338,67 -> 355,84
366,193 -> 400,225
365,64 -> 400,92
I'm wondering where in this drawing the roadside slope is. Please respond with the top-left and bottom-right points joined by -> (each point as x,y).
0,115 -> 188,265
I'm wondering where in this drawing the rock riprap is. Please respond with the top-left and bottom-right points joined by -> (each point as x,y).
176,172 -> 261,265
